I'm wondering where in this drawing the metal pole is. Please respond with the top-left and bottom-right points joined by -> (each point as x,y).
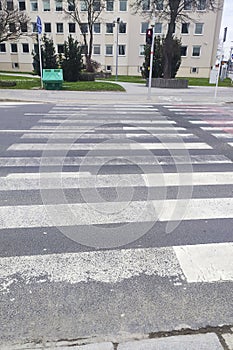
38,33 -> 43,88
214,42 -> 224,100
115,18 -> 120,81
147,25 -> 155,100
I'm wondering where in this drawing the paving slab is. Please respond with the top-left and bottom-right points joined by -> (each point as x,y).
118,333 -> 223,350
222,333 -> 233,350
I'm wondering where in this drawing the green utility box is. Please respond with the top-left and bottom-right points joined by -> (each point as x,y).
42,69 -> 63,90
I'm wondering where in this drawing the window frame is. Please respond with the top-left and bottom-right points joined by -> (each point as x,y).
56,22 -> 64,33
119,0 -> 127,11
192,45 -> 201,57
93,44 -> 101,55
68,22 -> 76,33
11,43 -> 18,53
44,22 -> 51,32
181,22 -> 190,34
0,43 -> 6,53
22,43 -> 29,53
118,44 -> 126,56
105,44 -> 113,56
180,46 -> 188,57
194,23 -> 204,35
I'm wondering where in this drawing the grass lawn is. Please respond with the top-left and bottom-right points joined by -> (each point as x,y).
0,74 -> 125,91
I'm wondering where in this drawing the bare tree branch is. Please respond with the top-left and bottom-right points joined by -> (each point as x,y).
0,0 -> 30,43
64,0 -> 105,71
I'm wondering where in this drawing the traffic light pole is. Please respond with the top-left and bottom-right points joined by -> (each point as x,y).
147,25 -> 155,100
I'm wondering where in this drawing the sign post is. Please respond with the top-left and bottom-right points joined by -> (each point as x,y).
36,16 -> 43,88
147,25 -> 155,100
215,27 -> 227,100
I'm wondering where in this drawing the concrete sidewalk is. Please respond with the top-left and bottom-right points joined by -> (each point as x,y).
0,83 -> 233,104
2,331 -> 233,349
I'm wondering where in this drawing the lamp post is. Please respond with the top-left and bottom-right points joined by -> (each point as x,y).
115,17 -> 120,81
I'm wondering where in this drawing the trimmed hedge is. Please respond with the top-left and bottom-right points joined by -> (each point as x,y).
79,72 -> 95,81
0,80 -> 17,87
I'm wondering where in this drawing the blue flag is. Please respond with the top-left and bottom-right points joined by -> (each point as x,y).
36,16 -> 42,34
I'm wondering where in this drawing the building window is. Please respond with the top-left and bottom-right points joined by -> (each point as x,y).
119,0 -> 127,11
22,43 -> 29,53
55,0 -> 62,11
180,46 -> 187,56
7,1 -> 14,10
34,43 -> 38,53
106,0 -> 113,11
44,22 -> 51,32
11,43 -> 18,53
93,23 -> 100,33
181,23 -> 190,34
154,22 -> 162,34
20,22 -> 27,32
9,23 -> 16,32
139,44 -> 145,56
142,0 -> 150,11
56,23 -> 63,33
106,65 -> 111,71
141,22 -> 148,34
18,0 -> 26,10
194,23 -> 203,35
30,0 -> 38,11
106,23 -> 114,33
190,67 -> 199,73
93,44 -> 100,55
69,23 -> 76,33
119,22 -> 126,33
0,43 -> 6,52
80,23 -> 88,33
68,0 -> 75,11
12,62 -> 19,68
118,44 -> 125,55
192,46 -> 201,57
105,44 -> 113,55
57,44 -> 64,53
197,0 -> 206,10
93,0 -> 100,11
32,22 -> 37,32
80,0 -> 87,11
42,0 -> 50,11
184,0 -> 191,10
156,0 -> 163,10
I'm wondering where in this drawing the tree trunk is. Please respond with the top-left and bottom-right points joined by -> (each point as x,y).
163,21 -> 175,79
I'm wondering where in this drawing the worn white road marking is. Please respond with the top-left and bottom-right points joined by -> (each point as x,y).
174,243 -> 233,283
21,133 -> 197,139
0,197 -> 232,229
37,119 -> 176,124
0,155 -> 229,167
190,120 -> 233,125
1,243 -> 233,288
8,142 -> 212,151
0,247 -> 183,286
1,171 -> 233,191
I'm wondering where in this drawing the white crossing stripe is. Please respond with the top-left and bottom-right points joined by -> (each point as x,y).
21,133 -> 197,139
174,243 -> 233,283
8,142 -> 212,151
0,197 -> 233,229
190,120 -> 233,125
37,119 -> 176,124
0,155 -> 230,167
1,171 -> 233,191
202,127 -> 233,131
30,125 -> 185,131
0,243 -> 233,286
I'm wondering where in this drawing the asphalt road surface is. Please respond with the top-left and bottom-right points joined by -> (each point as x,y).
0,102 -> 233,347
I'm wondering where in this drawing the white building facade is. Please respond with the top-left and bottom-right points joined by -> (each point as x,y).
0,0 -> 224,77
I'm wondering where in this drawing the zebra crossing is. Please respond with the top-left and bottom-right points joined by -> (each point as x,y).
0,103 -> 233,294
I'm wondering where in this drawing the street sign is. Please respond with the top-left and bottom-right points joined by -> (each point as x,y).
36,16 -> 42,34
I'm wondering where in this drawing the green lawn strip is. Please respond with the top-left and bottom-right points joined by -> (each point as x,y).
62,81 -> 125,91
0,75 -> 125,91
179,77 -> 233,87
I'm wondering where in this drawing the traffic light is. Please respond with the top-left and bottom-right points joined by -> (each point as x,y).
146,28 -> 153,45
